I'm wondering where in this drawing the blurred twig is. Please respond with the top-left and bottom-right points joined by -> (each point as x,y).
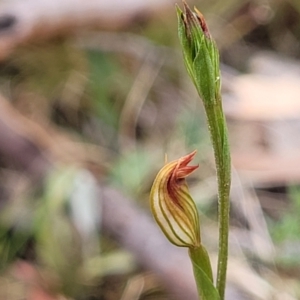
0,0 -> 176,60
118,50 -> 164,152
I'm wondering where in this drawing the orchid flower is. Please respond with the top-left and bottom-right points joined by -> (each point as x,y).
150,151 -> 200,248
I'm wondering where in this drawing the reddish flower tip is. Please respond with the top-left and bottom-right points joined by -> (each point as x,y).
172,150 -> 198,180
182,0 -> 211,39
194,7 -> 210,38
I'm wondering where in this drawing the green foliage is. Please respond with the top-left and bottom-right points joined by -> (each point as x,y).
12,41 -> 86,98
87,50 -> 120,129
177,106 -> 209,150
0,225 -> 29,271
109,149 -> 154,196
0,193 -> 35,272
141,13 -> 178,47
271,186 -> 300,243
266,186 -> 300,269
34,168 -> 83,296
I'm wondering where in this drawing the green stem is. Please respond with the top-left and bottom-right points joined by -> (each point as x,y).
204,97 -> 231,300
189,245 -> 220,300
189,245 -> 213,283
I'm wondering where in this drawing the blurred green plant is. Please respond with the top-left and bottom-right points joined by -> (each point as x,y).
0,166 -> 138,299
109,149 -> 155,196
270,186 -> 300,268
0,190 -> 35,271
0,225 -> 29,271
11,41 -> 86,98
87,50 -> 120,129
271,186 -> 300,243
177,105 -> 210,152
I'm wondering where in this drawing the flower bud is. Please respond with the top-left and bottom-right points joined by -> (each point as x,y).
150,151 -> 200,247
176,1 -> 220,104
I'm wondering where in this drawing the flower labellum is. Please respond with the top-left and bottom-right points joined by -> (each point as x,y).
150,151 -> 200,248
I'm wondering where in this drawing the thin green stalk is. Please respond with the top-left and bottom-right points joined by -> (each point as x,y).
204,99 -> 231,300
189,245 -> 220,300
176,2 -> 232,297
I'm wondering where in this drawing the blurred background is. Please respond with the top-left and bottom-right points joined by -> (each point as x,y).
0,0 -> 300,299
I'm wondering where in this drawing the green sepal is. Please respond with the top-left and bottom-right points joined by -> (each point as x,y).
176,6 -> 194,79
193,43 -> 215,104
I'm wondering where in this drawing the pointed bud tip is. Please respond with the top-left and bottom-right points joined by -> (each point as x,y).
179,1 -> 211,39
175,3 -> 182,16
194,7 -> 210,38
